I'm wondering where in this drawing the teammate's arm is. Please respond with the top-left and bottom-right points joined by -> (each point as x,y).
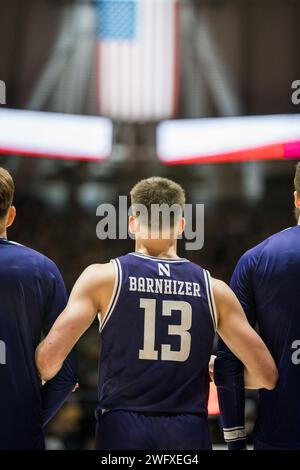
36,262 -> 115,381
213,278 -> 278,391
39,258 -> 78,425
214,251 -> 261,449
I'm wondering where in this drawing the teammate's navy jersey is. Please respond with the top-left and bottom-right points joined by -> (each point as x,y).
97,252 -> 217,416
0,238 -> 77,450
217,226 -> 300,449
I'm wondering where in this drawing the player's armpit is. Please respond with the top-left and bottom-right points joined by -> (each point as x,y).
36,262 -> 115,381
212,278 -> 278,391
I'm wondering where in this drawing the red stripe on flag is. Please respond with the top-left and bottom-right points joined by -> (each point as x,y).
173,0 -> 180,117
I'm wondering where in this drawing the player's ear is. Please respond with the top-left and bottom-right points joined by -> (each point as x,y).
128,215 -> 138,234
294,191 -> 300,208
6,206 -> 16,228
177,217 -> 186,236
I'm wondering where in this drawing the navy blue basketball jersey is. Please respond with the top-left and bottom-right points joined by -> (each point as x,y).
217,225 -> 300,449
0,238 -> 77,450
97,252 -> 217,416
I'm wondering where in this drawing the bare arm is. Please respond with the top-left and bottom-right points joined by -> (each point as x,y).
36,262 -> 115,381
213,278 -> 278,390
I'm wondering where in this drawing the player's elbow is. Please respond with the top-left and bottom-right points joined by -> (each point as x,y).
35,346 -> 51,380
261,364 -> 279,390
35,344 -> 62,382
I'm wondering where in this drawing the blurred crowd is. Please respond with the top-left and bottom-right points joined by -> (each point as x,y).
9,191 -> 295,449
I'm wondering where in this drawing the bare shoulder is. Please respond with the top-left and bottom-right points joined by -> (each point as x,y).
210,277 -> 240,316
84,262 -> 116,278
210,277 -> 231,300
71,262 -> 116,297
210,276 -> 245,328
79,262 -> 116,286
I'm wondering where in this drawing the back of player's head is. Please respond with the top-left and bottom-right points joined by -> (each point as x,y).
0,167 -> 14,220
293,162 -> 300,222
130,177 -> 185,230
294,162 -> 300,196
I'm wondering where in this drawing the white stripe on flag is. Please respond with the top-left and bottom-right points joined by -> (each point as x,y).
130,14 -> 141,120
142,0 -> 153,121
163,0 -> 176,118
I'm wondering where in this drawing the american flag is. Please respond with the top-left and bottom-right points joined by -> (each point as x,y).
96,0 -> 180,122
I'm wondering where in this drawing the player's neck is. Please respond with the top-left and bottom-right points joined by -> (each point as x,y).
0,229 -> 7,239
135,240 -> 179,259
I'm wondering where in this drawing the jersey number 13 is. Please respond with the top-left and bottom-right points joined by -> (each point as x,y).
139,298 -> 192,362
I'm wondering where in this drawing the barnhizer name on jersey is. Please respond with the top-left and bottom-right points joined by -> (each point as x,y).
129,276 -> 201,297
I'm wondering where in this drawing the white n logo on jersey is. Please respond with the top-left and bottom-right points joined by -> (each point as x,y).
158,263 -> 170,277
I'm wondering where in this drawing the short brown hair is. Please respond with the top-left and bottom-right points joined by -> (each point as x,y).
0,167 -> 14,219
130,177 -> 185,227
294,162 -> 300,195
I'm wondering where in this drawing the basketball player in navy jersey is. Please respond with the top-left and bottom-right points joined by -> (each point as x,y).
36,177 -> 277,450
214,162 -> 300,450
0,167 -> 77,449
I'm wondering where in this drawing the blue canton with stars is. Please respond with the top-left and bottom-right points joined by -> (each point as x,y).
97,0 -> 137,40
